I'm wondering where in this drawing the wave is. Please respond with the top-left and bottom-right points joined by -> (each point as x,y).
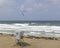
0,23 -> 60,37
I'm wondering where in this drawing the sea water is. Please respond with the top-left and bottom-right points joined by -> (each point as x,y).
0,21 -> 60,37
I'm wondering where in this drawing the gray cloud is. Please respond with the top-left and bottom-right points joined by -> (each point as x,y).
20,0 -> 48,14
19,0 -> 60,13
0,0 -> 60,20
0,0 -> 17,20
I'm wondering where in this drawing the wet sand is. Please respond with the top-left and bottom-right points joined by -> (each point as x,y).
0,34 -> 60,48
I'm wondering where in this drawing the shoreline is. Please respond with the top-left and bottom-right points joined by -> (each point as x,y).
0,32 -> 60,40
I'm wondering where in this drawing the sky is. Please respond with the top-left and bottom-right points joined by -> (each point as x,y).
0,0 -> 60,21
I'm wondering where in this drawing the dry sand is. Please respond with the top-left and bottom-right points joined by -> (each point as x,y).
0,34 -> 60,48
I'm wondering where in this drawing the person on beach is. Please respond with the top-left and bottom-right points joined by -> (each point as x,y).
16,32 -> 20,43
16,31 -> 24,43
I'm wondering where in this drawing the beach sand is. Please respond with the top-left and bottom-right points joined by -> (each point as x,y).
0,34 -> 60,48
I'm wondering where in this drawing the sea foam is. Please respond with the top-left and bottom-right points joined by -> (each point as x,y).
0,23 -> 60,37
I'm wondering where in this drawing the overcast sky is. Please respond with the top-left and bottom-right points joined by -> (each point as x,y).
0,0 -> 60,21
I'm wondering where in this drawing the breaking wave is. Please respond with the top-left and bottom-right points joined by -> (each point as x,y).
0,23 -> 60,37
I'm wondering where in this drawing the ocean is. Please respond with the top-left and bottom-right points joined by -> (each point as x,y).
0,21 -> 60,37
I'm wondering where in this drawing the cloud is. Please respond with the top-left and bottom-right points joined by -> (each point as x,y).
20,0 -> 48,14
0,0 -> 59,17
0,0 -> 5,6
20,0 -> 60,13
0,0 -> 16,7
47,0 -> 60,5
0,0 -> 16,15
